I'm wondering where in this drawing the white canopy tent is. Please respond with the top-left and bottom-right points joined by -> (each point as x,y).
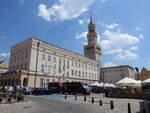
90,82 -> 117,88
116,77 -> 141,87
143,78 -> 150,83
90,82 -> 101,87
108,83 -> 117,88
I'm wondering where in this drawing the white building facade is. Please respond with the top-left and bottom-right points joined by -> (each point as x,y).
5,17 -> 101,87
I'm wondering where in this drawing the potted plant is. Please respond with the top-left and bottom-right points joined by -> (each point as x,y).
6,95 -> 12,103
17,93 -> 24,101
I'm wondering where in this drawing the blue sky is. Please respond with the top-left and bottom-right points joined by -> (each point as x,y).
0,0 -> 150,70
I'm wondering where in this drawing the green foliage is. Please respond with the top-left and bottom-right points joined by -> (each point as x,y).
0,87 -> 25,103
16,93 -> 24,101
6,95 -> 12,102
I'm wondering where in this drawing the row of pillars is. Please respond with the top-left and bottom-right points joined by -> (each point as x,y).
64,94 -> 133,113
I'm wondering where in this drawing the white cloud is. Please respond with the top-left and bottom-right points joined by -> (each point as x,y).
104,61 -> 117,67
136,26 -> 143,31
75,32 -> 88,39
0,52 -> 10,58
82,41 -> 87,45
114,50 -> 138,60
139,34 -> 144,39
38,0 -> 95,21
105,23 -> 119,29
75,31 -> 100,44
101,28 -> 140,55
130,46 -> 138,51
100,24 -> 141,61
104,49 -> 123,54
79,19 -> 84,24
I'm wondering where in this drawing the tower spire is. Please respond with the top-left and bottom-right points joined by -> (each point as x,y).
84,15 -> 101,63
90,13 -> 93,24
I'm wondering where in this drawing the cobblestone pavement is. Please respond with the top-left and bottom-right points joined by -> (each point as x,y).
0,94 -> 145,113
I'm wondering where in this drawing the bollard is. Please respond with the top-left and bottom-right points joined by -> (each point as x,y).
110,101 -> 114,110
99,100 -> 102,106
141,102 -> 145,113
91,97 -> 94,103
75,94 -> 77,100
84,95 -> 86,102
128,103 -> 131,113
65,94 -> 67,100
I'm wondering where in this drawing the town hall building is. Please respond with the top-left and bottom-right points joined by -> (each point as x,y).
0,17 -> 102,88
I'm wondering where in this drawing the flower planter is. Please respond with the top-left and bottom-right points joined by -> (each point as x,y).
17,94 -> 24,101
6,96 -> 12,103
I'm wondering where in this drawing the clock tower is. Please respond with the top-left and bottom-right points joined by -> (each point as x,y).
84,17 -> 101,63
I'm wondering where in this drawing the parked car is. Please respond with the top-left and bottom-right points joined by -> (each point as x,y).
31,88 -> 51,95
48,82 -> 64,94
48,82 -> 90,95
89,86 -> 103,94
24,87 -> 34,95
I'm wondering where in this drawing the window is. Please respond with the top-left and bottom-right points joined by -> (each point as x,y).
72,70 -> 74,76
40,78 -> 44,88
21,53 -> 24,60
67,60 -> 69,68
72,61 -> 74,67
59,67 -> 61,73
82,64 -> 84,69
14,56 -> 16,62
89,73 -> 91,78
53,57 -> 56,62
75,62 -> 77,67
59,58 -> 61,63
47,79 -> 49,82
24,63 -> 27,70
67,72 -> 69,77
48,66 -> 51,74
42,54 -> 45,60
79,63 -> 80,68
63,59 -> 65,70
48,55 -> 51,61
20,64 -> 23,69
59,58 -> 61,69
25,52 -> 28,59
79,71 -> 81,77
11,56 -> 13,63
18,55 -> 20,61
41,64 -> 44,73
46,79 -> 49,87
53,66 -> 56,75
17,65 -> 19,70
75,71 -> 77,76
82,72 -> 84,78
